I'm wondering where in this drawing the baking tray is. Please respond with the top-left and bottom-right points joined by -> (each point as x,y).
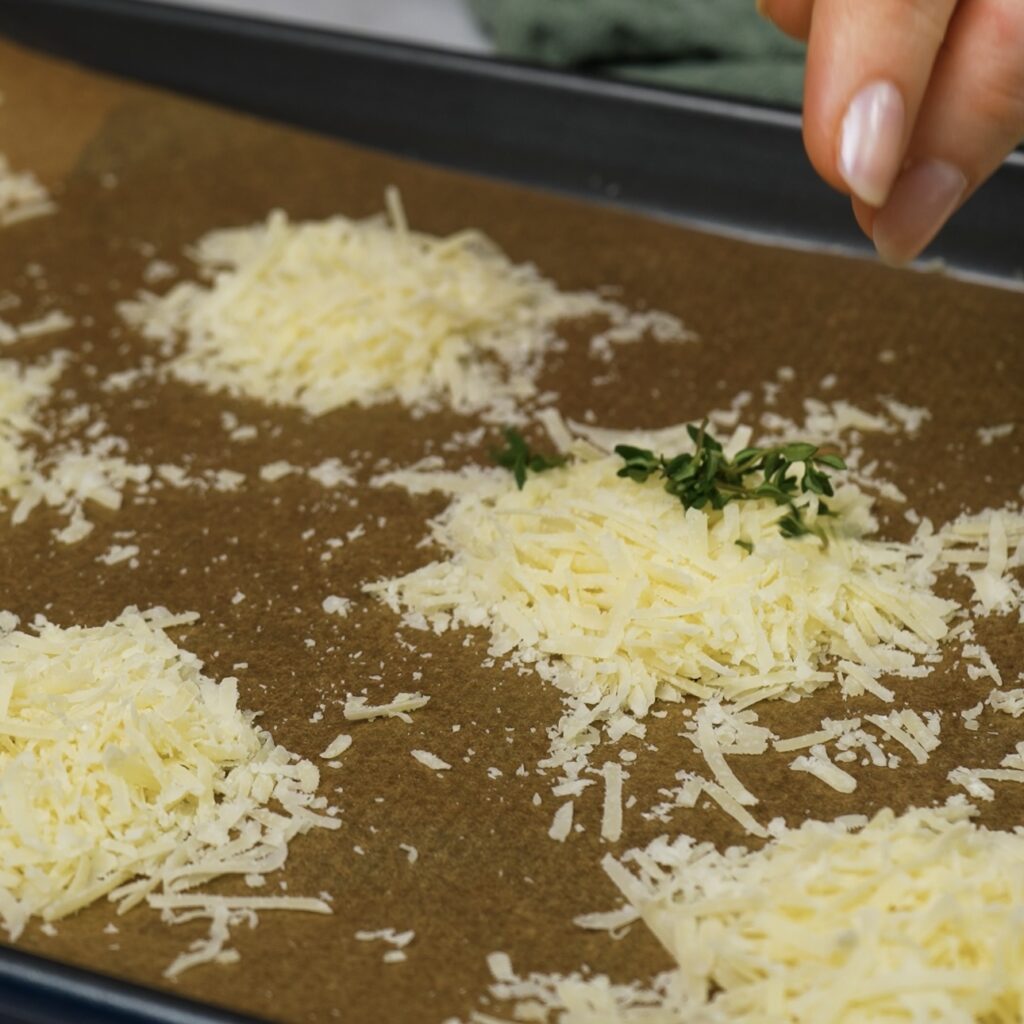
0,5 -> 1022,1024
0,943 -> 263,1024
0,0 -> 1022,283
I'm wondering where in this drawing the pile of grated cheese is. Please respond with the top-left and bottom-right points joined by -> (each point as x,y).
369,414 -> 1024,839
368,430 -> 955,719
0,153 -> 56,228
0,354 -> 151,542
0,607 -> 339,977
119,190 -> 687,421
484,800 -> 1024,1023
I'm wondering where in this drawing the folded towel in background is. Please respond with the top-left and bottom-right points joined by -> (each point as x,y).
468,0 -> 806,106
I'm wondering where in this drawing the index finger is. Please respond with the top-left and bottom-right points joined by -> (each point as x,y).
802,0 -> 960,207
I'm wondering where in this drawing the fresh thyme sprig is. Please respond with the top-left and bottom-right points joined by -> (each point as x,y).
615,421 -> 846,541
491,428 -> 567,489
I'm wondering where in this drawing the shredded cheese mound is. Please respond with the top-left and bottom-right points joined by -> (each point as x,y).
369,435 -> 954,723
0,154 -> 56,228
119,192 -> 687,421
488,801 -> 1024,1023
0,607 -> 339,976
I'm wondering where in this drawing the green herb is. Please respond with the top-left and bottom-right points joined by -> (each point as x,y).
615,421 -> 846,541
492,428 -> 567,489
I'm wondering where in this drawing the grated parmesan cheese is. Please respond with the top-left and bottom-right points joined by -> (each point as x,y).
119,195 -> 688,422
937,507 -> 1024,619
97,543 -> 139,567
977,423 -> 1015,446
0,608 -> 339,976
308,458 -> 355,489
949,742 -> 1024,801
789,744 -> 858,793
343,691 -> 430,723
355,926 -> 415,965
0,310 -> 74,344
489,800 -> 1024,1022
0,354 -> 151,541
0,154 -> 56,228
600,762 -> 624,842
322,595 -> 352,618
410,749 -> 451,771
548,802 -> 574,842
989,687 -> 1024,718
369,430 -> 955,745
319,734 -> 352,759
259,460 -> 300,483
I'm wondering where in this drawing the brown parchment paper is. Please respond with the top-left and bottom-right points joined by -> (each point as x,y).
0,36 -> 1022,1024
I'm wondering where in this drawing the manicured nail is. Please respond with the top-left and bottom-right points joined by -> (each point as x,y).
838,80 -> 905,207
873,159 -> 967,266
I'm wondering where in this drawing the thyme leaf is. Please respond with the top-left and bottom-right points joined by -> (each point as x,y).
615,421 -> 846,541
492,428 -> 567,489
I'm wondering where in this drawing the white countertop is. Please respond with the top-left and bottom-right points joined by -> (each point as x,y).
131,0 -> 492,52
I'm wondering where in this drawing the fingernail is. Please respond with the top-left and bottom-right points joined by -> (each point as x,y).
838,80 -> 905,207
873,159 -> 967,266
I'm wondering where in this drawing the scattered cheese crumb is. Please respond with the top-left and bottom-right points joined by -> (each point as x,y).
319,734 -> 352,759
977,423 -> 1014,445
1,354 -> 150,541
548,802 -> 574,842
259,460 -> 300,483
308,458 -> 355,488
949,742 -> 1024,802
322,595 -> 352,618
989,688 -> 1024,718
790,744 -> 858,793
0,154 -> 56,228
343,692 -> 430,723
961,701 -> 984,731
96,543 -> 139,567
2,310 -> 74,342
410,750 -> 451,771
600,762 -> 624,842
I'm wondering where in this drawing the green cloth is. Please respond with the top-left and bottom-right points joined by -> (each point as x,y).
469,0 -> 806,107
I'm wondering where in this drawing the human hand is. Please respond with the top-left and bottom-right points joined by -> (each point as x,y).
758,0 -> 1024,265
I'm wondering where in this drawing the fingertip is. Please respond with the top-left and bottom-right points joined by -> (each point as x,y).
801,109 -> 850,198
851,197 -> 876,239
872,159 -> 967,266
759,0 -> 814,40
